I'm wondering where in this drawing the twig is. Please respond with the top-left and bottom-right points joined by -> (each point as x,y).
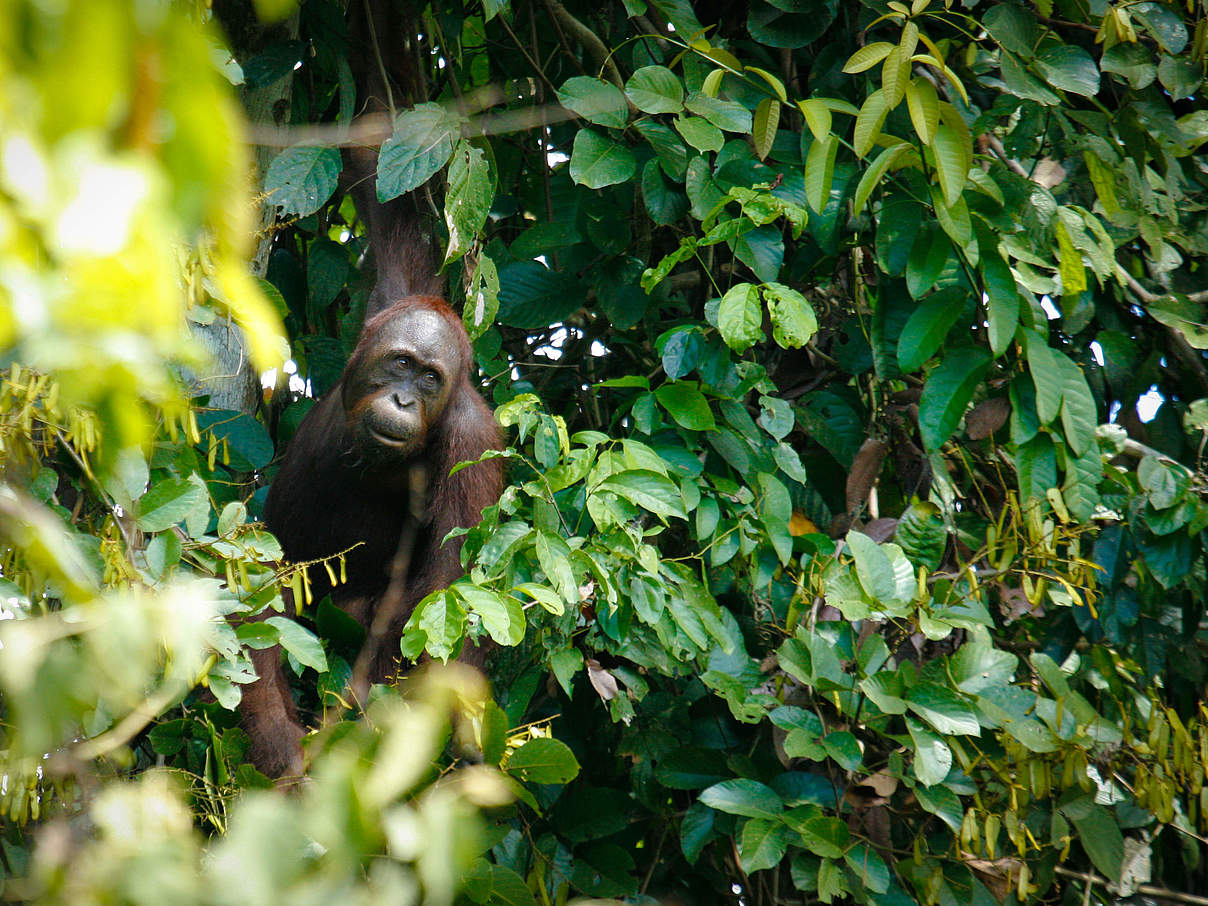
1054,866 -> 1208,906
65,682 -> 184,763
1122,267 -> 1208,306
362,0 -> 396,117
542,0 -> 624,86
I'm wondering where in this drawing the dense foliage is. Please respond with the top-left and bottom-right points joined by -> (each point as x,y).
3,0 -> 1208,903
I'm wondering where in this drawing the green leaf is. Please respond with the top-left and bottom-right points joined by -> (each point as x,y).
265,146 -> 342,216
981,248 -> 1020,356
896,501 -> 946,570
822,731 -> 862,771
853,142 -> 910,212
465,863 -> 538,906
134,478 -> 207,533
752,97 -> 780,161
1132,2 -> 1188,54
918,347 -> 991,450
718,283 -> 764,352
642,159 -> 688,226
983,4 -> 1039,56
597,470 -> 687,520
1000,53 -> 1061,105
674,115 -> 724,153
569,129 -> 637,189
686,93 -> 753,133
1035,45 -> 1100,96
414,590 -> 468,661
915,783 -> 963,831
797,98 -> 832,143
497,260 -> 581,328
844,843 -> 890,894
906,225 -> 951,299
906,717 -> 952,786
556,76 -> 629,128
1055,218 -> 1088,295
784,812 -> 849,859
854,89 -> 889,158
681,803 -> 715,864
906,682 -> 980,735
1067,804 -> 1124,883
804,134 -> 838,214
931,123 -> 969,207
626,65 -> 684,114
699,779 -> 784,819
1026,332 -> 1064,424
1158,54 -> 1200,101
464,253 -> 500,340
265,617 -> 328,672
458,585 -> 525,646
740,818 -> 791,873
506,737 -> 581,784
843,42 -> 895,73
377,103 -> 459,200
905,78 -> 939,143
655,382 -> 716,430
535,531 -> 578,602
932,188 -> 972,246
1100,43 -> 1157,89
1055,354 -> 1097,456
764,282 -> 818,348
846,531 -> 897,603
443,141 -> 494,264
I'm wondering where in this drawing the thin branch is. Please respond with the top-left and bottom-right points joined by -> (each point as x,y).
245,95 -> 576,148
1121,267 -> 1208,306
362,0 -> 396,117
541,0 -> 624,86
1054,866 -> 1208,906
66,682 -> 185,763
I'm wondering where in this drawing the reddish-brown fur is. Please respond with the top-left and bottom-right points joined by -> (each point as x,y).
240,294 -> 503,780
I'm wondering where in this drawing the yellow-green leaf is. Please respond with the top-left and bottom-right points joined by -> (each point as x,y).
1055,219 -> 1088,295
745,66 -> 787,101
1083,151 -> 1121,218
882,46 -> 910,107
753,97 -> 780,160
853,142 -> 911,212
906,79 -> 939,143
798,99 -> 832,143
900,21 -> 920,60
844,42 -> 895,73
854,89 -> 889,158
702,68 -> 725,97
931,123 -> 969,207
805,134 -> 838,213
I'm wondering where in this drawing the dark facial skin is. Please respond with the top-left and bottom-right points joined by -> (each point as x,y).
342,308 -> 464,459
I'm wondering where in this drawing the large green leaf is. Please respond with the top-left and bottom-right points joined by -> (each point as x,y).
718,283 -> 764,352
699,779 -> 784,819
1067,804 -> 1125,883
625,65 -> 684,114
506,737 -> 581,784
918,347 -> 991,450
265,617 -> 328,672
981,248 -> 1020,356
739,819 -> 791,873
569,129 -> 637,189
135,477 -> 207,533
655,382 -> 716,430
556,76 -> 629,127
377,103 -> 459,200
1035,45 -> 1100,96
265,146 -> 341,216
906,682 -> 981,735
